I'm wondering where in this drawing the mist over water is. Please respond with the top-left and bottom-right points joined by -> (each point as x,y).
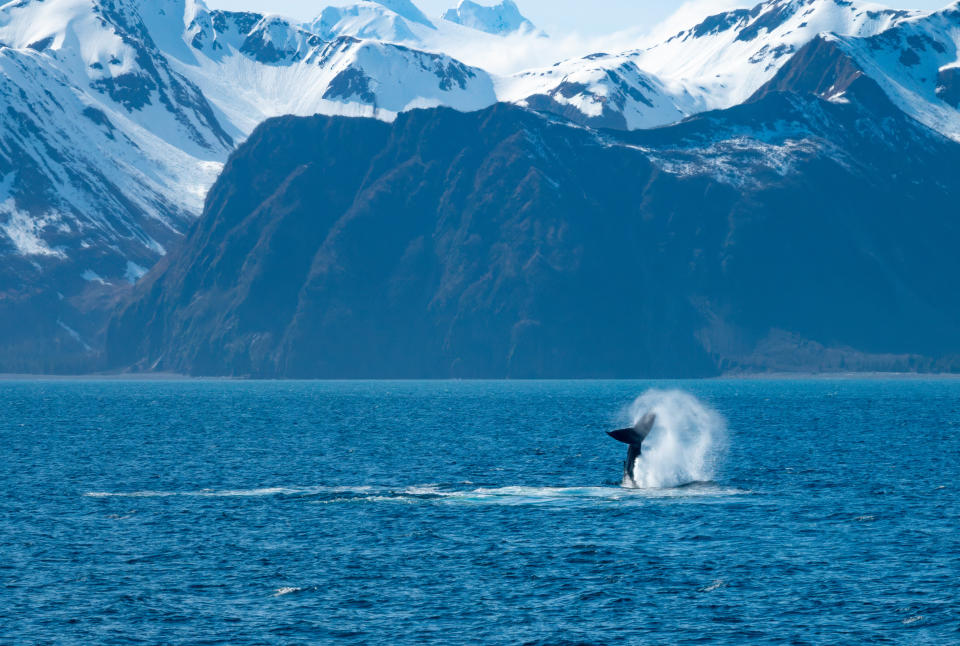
622,389 -> 728,489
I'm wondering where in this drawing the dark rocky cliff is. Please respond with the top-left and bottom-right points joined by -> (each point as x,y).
106,78 -> 960,377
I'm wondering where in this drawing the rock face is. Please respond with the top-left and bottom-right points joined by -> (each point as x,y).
107,79 -> 960,377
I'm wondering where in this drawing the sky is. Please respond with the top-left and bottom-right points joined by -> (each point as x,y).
207,0 -> 954,37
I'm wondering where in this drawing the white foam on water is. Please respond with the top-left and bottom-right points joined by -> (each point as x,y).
274,587 -> 307,597
699,580 -> 725,593
621,389 -> 728,489
85,491 -> 179,498
401,484 -> 748,507
86,482 -> 749,507
202,488 -> 299,497
84,486 -> 377,499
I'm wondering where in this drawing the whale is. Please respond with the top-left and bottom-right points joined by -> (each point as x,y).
607,412 -> 657,484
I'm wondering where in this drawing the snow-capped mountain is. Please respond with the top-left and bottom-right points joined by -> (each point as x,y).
0,3 -> 232,256
370,0 -> 435,28
0,0 -> 499,251
4,0 -> 960,371
312,3 -> 423,42
714,1 -> 960,141
826,4 -> 960,141
442,1 -> 539,37
635,0 -> 914,108
311,0 -> 440,42
519,0 -> 921,131
0,0 -> 236,368
178,18 -> 495,133
0,0 -> 498,369
502,53 -> 700,131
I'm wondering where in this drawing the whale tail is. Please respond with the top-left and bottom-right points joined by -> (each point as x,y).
607,412 -> 657,447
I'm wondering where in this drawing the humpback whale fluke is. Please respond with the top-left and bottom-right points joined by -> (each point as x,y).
607,412 -> 657,484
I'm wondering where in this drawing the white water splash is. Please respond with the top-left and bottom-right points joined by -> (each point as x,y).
620,389 -> 728,489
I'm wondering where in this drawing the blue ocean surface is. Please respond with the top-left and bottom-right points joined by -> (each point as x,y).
1,379 -> 958,644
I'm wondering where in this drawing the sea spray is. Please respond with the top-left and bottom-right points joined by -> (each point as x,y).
621,390 -> 727,488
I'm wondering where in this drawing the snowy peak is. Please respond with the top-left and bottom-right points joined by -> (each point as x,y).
504,53 -> 693,130
313,36 -> 495,114
825,3 -> 960,139
733,1 -> 960,140
0,0 -> 232,148
311,3 -> 420,42
0,0 -> 127,63
441,0 -> 537,36
369,0 -> 435,28
309,0 -> 441,43
680,0 -> 911,44
637,0 -> 916,108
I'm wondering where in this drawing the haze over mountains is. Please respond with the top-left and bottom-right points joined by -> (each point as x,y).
2,0 -> 960,375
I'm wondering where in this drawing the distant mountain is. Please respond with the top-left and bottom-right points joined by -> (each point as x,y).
312,3 -> 422,42
523,0 -> 917,130
313,0 -> 436,41
442,1 -> 539,36
370,0 -> 436,28
107,79 -> 960,377
634,0 -> 913,108
0,0 -> 496,370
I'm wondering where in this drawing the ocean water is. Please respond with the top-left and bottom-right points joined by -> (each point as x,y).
1,379 -> 958,644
